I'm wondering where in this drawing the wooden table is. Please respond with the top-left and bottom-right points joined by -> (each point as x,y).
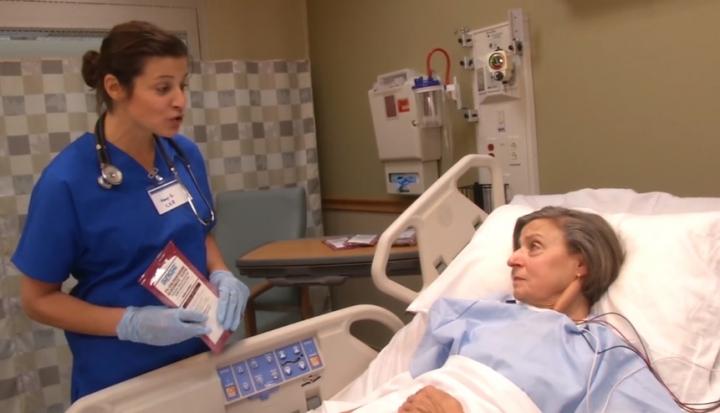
236,237 -> 420,286
235,237 -> 420,336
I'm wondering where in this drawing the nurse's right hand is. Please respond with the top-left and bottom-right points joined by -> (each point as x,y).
116,306 -> 210,346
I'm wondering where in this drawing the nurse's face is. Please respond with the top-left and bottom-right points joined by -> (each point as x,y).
506,218 -> 584,308
117,56 -> 188,138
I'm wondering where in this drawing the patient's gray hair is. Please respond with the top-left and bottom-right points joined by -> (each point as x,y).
512,206 -> 625,305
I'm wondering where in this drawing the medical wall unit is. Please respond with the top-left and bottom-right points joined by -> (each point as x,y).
466,9 -> 539,198
368,69 -> 446,195
369,9 -> 537,199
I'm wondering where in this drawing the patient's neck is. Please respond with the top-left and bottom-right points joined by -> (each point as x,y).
554,297 -> 590,322
552,279 -> 591,321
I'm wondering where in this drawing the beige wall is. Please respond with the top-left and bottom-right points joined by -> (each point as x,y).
307,0 -> 720,200
202,0 -> 308,60
199,0 -> 720,341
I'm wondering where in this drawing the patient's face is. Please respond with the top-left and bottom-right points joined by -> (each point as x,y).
507,218 -> 583,307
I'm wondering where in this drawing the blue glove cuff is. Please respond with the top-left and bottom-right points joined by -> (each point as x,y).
116,306 -> 139,341
209,269 -> 250,331
116,306 -> 209,346
210,269 -> 233,284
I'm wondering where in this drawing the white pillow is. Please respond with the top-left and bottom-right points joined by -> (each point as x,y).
407,204 -> 720,403
407,204 -> 530,313
595,211 -> 720,402
511,187 -> 720,214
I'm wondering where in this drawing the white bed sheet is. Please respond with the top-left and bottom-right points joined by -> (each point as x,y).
316,355 -> 540,413
323,189 -> 720,409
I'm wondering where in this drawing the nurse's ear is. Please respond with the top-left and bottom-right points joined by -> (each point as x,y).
103,74 -> 127,103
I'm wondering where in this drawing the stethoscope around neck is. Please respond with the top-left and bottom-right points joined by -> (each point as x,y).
94,112 -> 215,226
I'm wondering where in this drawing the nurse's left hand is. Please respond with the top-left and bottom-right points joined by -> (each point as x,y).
209,270 -> 250,331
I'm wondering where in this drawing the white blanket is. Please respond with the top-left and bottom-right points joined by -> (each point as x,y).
314,355 -> 540,413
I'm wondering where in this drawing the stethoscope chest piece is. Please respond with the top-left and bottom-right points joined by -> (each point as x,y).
98,164 -> 123,188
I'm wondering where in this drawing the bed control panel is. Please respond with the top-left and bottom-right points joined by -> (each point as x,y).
216,337 -> 324,404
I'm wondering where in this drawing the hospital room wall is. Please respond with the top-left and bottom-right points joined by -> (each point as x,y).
306,0 -> 720,222
202,1 -> 720,321
202,0 -> 309,60
307,0 -> 720,323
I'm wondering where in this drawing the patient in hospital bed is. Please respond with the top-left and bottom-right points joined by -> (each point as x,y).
321,206 -> 683,413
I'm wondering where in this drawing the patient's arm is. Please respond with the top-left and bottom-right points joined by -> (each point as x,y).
397,385 -> 464,413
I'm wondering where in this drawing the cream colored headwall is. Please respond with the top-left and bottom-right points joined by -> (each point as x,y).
306,0 -> 720,199
203,0 -> 309,60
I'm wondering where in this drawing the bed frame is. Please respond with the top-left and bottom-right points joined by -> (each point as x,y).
67,306 -> 403,413
373,155 -> 503,303
66,154 -> 502,413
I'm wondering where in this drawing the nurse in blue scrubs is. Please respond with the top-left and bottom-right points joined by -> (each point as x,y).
12,21 -> 249,402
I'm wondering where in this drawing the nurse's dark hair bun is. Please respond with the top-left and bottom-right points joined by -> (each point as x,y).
82,21 -> 187,112
81,50 -> 101,88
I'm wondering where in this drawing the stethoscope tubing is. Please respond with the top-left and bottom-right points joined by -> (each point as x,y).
93,112 -> 215,226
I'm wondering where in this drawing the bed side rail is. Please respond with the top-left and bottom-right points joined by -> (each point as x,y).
67,305 -> 403,413
371,155 -> 504,304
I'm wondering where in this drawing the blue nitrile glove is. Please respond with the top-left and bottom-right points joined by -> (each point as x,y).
116,306 -> 210,346
210,270 -> 250,332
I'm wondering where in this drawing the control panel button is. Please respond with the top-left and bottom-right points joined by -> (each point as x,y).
217,337 -> 324,404
224,385 -> 237,399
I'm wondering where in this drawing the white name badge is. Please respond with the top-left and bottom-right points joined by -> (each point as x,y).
148,180 -> 189,215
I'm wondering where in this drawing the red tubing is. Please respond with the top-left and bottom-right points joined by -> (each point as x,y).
426,48 -> 451,85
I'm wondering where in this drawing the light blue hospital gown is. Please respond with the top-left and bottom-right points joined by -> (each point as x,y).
410,298 -> 681,412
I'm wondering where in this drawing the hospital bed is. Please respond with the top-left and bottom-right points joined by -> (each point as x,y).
67,154 -> 720,412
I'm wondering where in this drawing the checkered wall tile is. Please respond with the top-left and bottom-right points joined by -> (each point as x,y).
0,57 -> 322,413
182,59 -> 322,236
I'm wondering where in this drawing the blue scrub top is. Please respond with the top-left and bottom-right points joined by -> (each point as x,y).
12,132 -> 215,401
